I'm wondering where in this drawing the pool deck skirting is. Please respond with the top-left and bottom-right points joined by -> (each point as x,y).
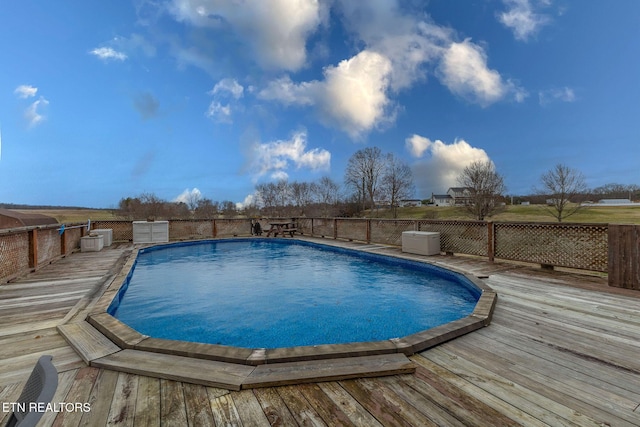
57,237 -> 496,390
2,237 -> 640,425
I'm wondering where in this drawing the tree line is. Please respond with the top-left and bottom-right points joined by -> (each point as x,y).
116,147 -> 416,220
115,147 -> 639,222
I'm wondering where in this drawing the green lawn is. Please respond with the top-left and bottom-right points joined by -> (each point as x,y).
20,204 -> 640,225
374,204 -> 640,224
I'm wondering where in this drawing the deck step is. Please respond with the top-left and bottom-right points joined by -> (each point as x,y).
57,321 -> 121,363
91,349 -> 255,391
90,349 -> 415,391
244,353 -> 416,388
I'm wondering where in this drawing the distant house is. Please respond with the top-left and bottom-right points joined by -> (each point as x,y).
447,187 -> 473,205
431,187 -> 474,206
431,194 -> 453,206
0,209 -> 58,229
598,199 -> 631,205
400,199 -> 422,207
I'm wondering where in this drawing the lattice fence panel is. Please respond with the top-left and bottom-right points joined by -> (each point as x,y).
417,220 -> 487,256
310,218 -> 335,238
0,232 -> 29,282
215,219 -> 252,237
37,228 -> 61,264
92,221 -> 133,242
370,220 -> 416,245
495,223 -> 608,271
336,219 -> 368,242
170,220 -> 214,240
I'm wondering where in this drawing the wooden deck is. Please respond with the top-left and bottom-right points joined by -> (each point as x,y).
1,240 -> 640,426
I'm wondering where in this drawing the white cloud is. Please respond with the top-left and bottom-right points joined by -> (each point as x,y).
406,134 -> 491,195
174,188 -> 202,204
437,39 -> 526,106
259,50 -> 394,138
206,78 -> 245,123
14,85 -> 38,99
320,51 -> 393,137
253,2 -> 523,138
236,193 -> 261,210
250,131 -> 330,180
498,0 -> 550,41
90,47 -> 128,61
24,97 -> 49,128
406,134 -> 432,158
205,101 -> 232,123
169,0 -> 325,71
210,78 -> 244,99
335,2 -> 450,92
337,2 -> 528,107
258,76 -> 316,106
539,86 -> 576,105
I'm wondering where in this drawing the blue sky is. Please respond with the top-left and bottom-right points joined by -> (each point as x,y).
1,0 -> 638,208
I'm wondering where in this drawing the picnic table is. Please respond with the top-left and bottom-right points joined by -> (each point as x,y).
266,221 -> 297,237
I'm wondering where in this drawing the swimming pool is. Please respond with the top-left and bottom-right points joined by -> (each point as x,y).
108,239 -> 481,349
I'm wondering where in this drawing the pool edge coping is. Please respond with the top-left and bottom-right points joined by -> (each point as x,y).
86,237 -> 497,367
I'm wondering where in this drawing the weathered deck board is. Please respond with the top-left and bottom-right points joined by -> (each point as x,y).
91,349 -> 254,391
133,375 -> 161,427
1,240 -> 640,426
76,369 -> 119,427
229,389 -> 271,426
244,353 -> 416,388
57,321 -> 121,363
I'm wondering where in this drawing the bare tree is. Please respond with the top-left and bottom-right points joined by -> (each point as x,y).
194,198 -> 218,219
344,147 -> 384,214
255,182 -> 278,216
379,154 -> 415,218
290,181 -> 314,211
457,161 -> 506,220
592,183 -> 640,200
537,163 -> 588,222
313,176 -> 341,217
220,200 -> 237,217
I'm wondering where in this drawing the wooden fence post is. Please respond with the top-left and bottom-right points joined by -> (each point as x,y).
608,224 -> 640,290
28,229 -> 38,269
61,228 -> 67,255
366,219 -> 371,243
333,218 -> 338,240
487,221 -> 495,263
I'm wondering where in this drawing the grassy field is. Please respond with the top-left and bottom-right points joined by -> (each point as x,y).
369,204 -> 640,224
17,204 -> 640,225
16,209 -> 121,224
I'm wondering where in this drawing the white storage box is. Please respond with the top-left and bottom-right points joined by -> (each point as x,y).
133,221 -> 169,244
81,235 -> 104,252
91,229 -> 112,246
401,231 -> 441,256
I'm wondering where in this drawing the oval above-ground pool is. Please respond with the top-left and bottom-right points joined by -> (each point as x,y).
83,237 -> 496,390
109,239 -> 481,348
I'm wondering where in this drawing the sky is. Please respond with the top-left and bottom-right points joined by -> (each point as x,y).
1,0 -> 639,209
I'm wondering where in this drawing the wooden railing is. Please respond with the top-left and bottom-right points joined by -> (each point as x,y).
2,219 -> 638,290
0,223 -> 85,283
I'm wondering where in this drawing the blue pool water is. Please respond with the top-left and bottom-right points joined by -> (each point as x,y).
109,239 -> 480,349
